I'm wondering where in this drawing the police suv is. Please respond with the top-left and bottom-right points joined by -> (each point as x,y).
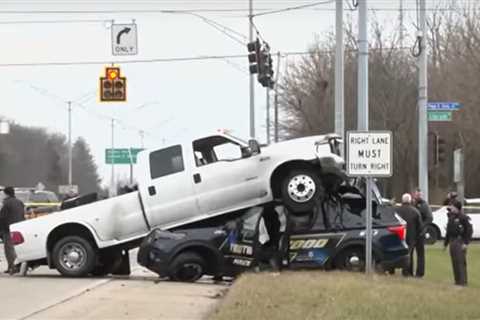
137,181 -> 409,282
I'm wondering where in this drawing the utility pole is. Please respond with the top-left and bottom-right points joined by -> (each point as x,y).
335,0 -> 345,156
139,130 -> 145,148
399,0 -> 404,48
273,51 -> 281,143
418,0 -> 429,202
110,118 -> 116,198
266,88 -> 271,144
67,101 -> 73,186
358,0 -> 372,274
249,0 -> 255,138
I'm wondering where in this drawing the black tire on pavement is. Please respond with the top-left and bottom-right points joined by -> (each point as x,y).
52,236 -> 97,277
281,168 -> 324,213
169,252 -> 206,282
424,224 -> 439,245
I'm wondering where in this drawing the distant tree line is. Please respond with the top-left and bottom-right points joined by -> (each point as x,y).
277,3 -> 480,203
0,121 -> 100,195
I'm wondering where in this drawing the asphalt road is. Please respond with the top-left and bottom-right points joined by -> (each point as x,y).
0,247 -> 227,320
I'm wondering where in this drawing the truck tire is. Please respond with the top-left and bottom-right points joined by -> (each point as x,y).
169,252 -> 206,282
281,168 -> 324,213
52,236 -> 97,277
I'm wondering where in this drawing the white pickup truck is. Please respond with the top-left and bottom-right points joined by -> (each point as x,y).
11,131 -> 344,277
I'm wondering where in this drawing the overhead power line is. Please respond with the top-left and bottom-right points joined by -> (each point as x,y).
252,0 -> 335,17
0,47 -> 412,68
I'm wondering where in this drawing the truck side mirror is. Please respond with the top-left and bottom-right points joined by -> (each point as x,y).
248,139 -> 261,155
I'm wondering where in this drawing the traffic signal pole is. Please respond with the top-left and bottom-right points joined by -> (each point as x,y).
68,101 -> 73,186
357,0 -> 373,274
418,0 -> 429,202
266,88 -> 270,144
335,0 -> 345,157
273,51 -> 281,143
249,0 -> 255,139
110,118 -> 116,197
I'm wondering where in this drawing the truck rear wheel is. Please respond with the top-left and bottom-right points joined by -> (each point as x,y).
281,168 -> 323,213
52,236 -> 97,277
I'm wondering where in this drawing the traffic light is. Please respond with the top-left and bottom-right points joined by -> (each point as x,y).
247,39 -> 261,74
436,136 -> 447,164
258,47 -> 274,89
247,39 -> 275,88
100,67 -> 127,102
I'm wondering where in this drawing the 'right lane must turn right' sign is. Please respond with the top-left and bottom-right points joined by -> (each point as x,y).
346,131 -> 393,177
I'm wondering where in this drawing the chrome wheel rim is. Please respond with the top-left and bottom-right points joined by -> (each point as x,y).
287,174 -> 316,203
59,243 -> 87,271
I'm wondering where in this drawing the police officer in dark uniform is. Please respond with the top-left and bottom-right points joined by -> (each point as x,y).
0,187 -> 25,274
444,200 -> 473,286
412,188 -> 432,277
396,193 -> 423,276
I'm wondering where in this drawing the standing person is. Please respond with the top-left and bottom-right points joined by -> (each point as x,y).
443,191 -> 458,206
444,200 -> 473,286
0,187 -> 25,275
396,193 -> 423,276
412,188 -> 432,278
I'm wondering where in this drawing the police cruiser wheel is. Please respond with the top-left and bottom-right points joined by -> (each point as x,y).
169,252 -> 206,283
334,248 -> 366,272
281,168 -> 323,213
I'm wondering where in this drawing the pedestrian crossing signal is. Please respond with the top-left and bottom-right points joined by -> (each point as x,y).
100,67 -> 127,102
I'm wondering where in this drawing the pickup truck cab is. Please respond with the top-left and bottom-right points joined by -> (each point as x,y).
11,131 -> 344,277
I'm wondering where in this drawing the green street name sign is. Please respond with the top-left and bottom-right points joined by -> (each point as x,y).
105,148 -> 144,164
427,111 -> 452,122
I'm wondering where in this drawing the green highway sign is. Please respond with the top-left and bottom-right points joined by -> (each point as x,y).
105,148 -> 144,164
428,111 -> 452,122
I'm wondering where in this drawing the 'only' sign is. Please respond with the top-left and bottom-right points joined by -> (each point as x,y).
346,131 -> 393,177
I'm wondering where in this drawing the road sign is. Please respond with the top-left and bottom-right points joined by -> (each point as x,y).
346,131 -> 393,177
105,148 -> 144,164
111,23 -> 138,56
427,102 -> 462,111
428,111 -> 452,122
59,184 -> 79,195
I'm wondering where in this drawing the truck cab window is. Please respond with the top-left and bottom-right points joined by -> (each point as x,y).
149,145 -> 185,179
193,135 -> 243,166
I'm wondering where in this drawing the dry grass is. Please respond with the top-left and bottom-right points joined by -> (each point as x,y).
211,245 -> 480,320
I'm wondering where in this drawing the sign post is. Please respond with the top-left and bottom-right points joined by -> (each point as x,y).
347,131 -> 393,273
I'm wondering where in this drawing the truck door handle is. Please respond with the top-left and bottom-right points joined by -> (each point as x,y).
148,186 -> 156,196
193,173 -> 202,184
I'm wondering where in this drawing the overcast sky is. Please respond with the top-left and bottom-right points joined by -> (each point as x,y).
0,0 -> 432,189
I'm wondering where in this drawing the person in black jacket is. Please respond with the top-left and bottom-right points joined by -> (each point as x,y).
396,193 -> 423,276
0,187 -> 26,275
412,188 -> 432,277
444,200 -> 473,286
